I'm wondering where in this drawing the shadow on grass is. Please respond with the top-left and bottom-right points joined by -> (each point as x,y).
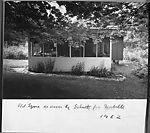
3,71 -> 147,99
3,72 -> 83,99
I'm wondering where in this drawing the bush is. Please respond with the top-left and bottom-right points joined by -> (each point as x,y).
3,46 -> 28,59
71,62 -> 85,75
33,62 -> 45,73
132,62 -> 148,79
130,57 -> 139,62
31,60 -> 54,73
17,51 -> 27,59
44,60 -> 55,73
123,47 -> 148,62
88,67 -> 113,78
124,47 -> 148,79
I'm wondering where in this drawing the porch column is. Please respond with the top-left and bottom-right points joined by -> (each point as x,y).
49,44 -> 51,56
96,43 -> 98,57
31,42 -> 33,56
69,45 -> 71,58
81,42 -> 85,57
102,42 -> 104,55
43,43 -> 44,57
54,43 -> 57,57
110,36 -> 112,60
83,46 -> 85,57
28,40 -> 32,57
79,46 -> 82,57
56,43 -> 58,57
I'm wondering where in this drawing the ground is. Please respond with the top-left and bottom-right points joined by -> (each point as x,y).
3,59 -> 147,99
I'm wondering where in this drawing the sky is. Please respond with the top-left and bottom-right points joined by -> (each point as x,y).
49,1 -> 78,23
49,1 -> 66,15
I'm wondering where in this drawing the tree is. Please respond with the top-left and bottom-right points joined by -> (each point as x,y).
57,2 -> 148,27
5,1 -> 148,49
56,1 -> 148,49
5,1 -> 67,45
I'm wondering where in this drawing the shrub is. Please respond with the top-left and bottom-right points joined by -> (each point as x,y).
71,62 -> 85,75
31,60 -> 55,73
124,47 -> 148,79
44,60 -> 55,73
132,62 -> 148,79
33,62 -> 45,73
88,67 -> 113,78
17,51 -> 27,59
123,47 -> 148,62
130,57 -> 139,62
4,51 -> 15,59
3,46 -> 28,59
88,66 -> 100,77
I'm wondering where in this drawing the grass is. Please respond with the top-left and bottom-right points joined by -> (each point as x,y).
3,71 -> 147,99
3,59 -> 28,68
2,59 -> 147,99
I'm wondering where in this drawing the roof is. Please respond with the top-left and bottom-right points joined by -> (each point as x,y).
90,25 -> 119,30
89,25 -> 125,37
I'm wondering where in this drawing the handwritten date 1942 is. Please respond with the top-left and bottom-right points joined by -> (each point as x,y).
100,114 -> 121,119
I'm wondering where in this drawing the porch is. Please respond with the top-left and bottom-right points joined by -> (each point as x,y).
28,36 -> 113,72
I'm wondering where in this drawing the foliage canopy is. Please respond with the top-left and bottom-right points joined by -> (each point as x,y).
5,1 -> 148,47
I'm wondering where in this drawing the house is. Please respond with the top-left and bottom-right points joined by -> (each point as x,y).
28,27 -> 124,72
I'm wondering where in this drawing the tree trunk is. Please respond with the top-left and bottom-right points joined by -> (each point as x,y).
110,37 -> 112,61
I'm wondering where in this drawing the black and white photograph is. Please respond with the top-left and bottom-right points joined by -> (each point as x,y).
1,0 -> 149,133
3,1 -> 148,99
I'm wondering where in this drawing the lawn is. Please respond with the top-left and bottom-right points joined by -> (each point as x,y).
3,59 -> 28,68
3,59 -> 147,99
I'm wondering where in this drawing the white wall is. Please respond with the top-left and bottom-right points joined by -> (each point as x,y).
29,57 -> 111,72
